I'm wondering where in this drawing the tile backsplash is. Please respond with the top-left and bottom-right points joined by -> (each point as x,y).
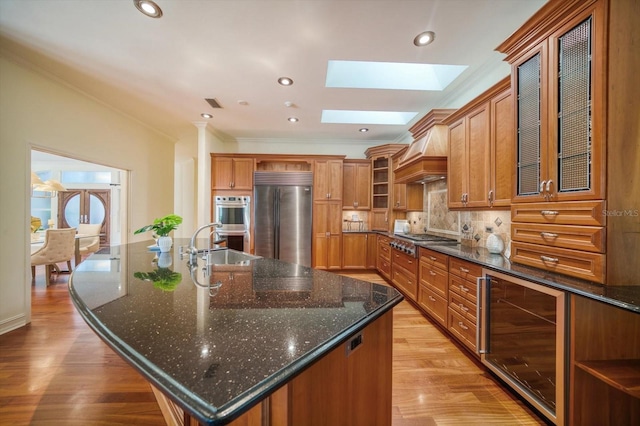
405,180 -> 511,254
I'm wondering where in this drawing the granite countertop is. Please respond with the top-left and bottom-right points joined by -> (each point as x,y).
401,237 -> 640,313
69,240 -> 403,425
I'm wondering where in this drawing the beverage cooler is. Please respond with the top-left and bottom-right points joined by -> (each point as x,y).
477,269 -> 567,425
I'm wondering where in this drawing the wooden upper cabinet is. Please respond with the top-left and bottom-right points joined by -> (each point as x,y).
312,201 -> 342,270
212,156 -> 254,191
507,2 -> 605,203
342,160 -> 371,210
314,159 -> 343,201
445,77 -> 512,209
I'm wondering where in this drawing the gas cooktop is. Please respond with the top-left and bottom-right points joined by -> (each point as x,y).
394,233 -> 458,244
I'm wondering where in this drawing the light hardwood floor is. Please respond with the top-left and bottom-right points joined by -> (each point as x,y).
0,267 -> 546,425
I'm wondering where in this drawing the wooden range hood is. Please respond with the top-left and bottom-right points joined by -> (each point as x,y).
394,109 -> 455,184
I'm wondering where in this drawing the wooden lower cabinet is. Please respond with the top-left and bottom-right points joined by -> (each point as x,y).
154,310 -> 394,426
448,258 -> 481,355
391,248 -> 418,302
377,235 -> 391,281
417,247 -> 449,328
342,233 -> 368,269
366,233 -> 377,269
313,201 -> 342,270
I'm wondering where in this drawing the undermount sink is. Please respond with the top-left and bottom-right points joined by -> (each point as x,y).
206,249 -> 261,265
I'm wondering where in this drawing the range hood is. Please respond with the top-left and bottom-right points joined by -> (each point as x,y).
394,109 -> 455,184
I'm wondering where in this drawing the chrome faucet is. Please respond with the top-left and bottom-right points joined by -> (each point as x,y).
186,222 -> 223,264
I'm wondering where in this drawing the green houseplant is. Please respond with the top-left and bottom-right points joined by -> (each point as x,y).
134,214 -> 182,252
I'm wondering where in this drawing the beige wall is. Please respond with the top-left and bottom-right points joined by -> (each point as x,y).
0,56 -> 177,333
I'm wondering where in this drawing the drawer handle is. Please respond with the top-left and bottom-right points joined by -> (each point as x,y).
541,210 -> 559,216
429,256 -> 437,261
540,232 -> 558,239
428,296 -> 436,302
408,260 -> 413,264
540,255 -> 559,263
459,267 -> 470,273
429,271 -> 436,276
459,285 -> 470,293
459,321 -> 469,330
459,303 -> 469,312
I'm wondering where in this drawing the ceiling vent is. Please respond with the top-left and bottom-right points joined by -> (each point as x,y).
205,98 -> 223,108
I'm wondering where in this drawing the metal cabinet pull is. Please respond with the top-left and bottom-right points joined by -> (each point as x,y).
460,267 -> 470,273
429,256 -> 437,261
476,277 -> 487,354
541,210 -> 559,216
428,296 -> 436,302
488,190 -> 494,205
540,180 -> 546,194
540,255 -> 559,263
459,321 -> 469,330
408,260 -> 413,264
545,180 -> 553,198
429,271 -> 436,276
459,284 -> 469,293
459,303 -> 469,312
540,232 -> 558,238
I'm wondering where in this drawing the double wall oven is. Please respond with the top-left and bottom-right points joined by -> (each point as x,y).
213,195 -> 250,252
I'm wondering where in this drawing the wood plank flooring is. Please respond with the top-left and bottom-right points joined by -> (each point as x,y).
0,267 -> 547,425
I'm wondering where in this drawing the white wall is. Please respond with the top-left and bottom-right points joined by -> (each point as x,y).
0,56 -> 177,334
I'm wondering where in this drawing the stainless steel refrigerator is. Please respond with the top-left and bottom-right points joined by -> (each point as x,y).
253,171 -> 313,266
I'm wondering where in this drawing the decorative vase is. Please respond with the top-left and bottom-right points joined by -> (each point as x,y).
157,236 -> 172,253
486,233 -> 504,254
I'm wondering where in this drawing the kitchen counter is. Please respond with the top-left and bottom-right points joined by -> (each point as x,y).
69,240 -> 403,425
387,234 -> 640,313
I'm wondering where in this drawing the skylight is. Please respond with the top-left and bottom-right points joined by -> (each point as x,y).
321,110 -> 418,125
325,60 -> 467,91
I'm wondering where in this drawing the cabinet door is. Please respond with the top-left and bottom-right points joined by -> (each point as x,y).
513,43 -> 550,203
490,89 -> 514,207
231,158 -> 254,190
312,201 -> 342,269
366,233 -> 377,269
212,157 -> 234,190
448,119 -> 466,208
342,233 -> 367,269
548,10 -> 604,202
315,160 -> 343,201
342,162 -> 357,209
466,103 -> 491,207
371,210 -> 388,231
354,162 -> 371,209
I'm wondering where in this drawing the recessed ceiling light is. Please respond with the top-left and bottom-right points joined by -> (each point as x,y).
413,31 -> 435,46
288,117 -> 299,123
359,128 -> 369,133
278,77 -> 294,86
134,0 -> 163,18
201,113 -> 213,119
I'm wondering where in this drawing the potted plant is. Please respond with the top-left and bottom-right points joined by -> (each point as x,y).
134,268 -> 182,292
134,214 -> 182,253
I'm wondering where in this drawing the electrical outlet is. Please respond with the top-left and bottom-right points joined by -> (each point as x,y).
485,226 -> 493,233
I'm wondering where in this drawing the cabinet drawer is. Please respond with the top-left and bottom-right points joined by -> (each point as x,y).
419,247 -> 449,271
418,285 -> 447,328
449,258 -> 482,281
392,250 -> 418,274
419,262 -> 448,299
511,223 -> 605,253
377,256 -> 391,279
449,273 -> 477,304
511,200 -> 605,226
511,241 -> 605,283
378,242 -> 391,261
448,309 -> 477,354
392,264 -> 417,301
448,290 -> 477,323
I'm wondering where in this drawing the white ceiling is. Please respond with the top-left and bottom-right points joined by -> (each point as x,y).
0,0 -> 546,144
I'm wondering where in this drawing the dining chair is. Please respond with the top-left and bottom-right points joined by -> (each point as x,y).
77,223 -> 102,263
30,227 -> 76,286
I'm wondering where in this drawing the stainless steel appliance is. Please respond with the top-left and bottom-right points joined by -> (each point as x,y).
477,269 -> 566,425
389,233 -> 458,258
253,171 -> 313,266
213,195 -> 250,252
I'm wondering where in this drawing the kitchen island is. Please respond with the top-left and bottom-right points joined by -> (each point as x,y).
69,240 -> 403,425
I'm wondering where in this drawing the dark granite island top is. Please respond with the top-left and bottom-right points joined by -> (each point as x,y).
69,241 -> 403,425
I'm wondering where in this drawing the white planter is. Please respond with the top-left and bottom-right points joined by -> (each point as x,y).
157,236 -> 172,253
157,252 -> 172,268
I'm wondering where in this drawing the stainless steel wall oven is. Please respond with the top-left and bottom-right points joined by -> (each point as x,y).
478,269 -> 566,425
213,195 -> 250,252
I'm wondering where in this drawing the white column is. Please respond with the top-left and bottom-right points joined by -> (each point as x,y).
194,122 -> 208,227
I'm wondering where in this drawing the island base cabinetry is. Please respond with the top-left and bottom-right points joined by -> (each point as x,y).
153,311 -> 393,426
